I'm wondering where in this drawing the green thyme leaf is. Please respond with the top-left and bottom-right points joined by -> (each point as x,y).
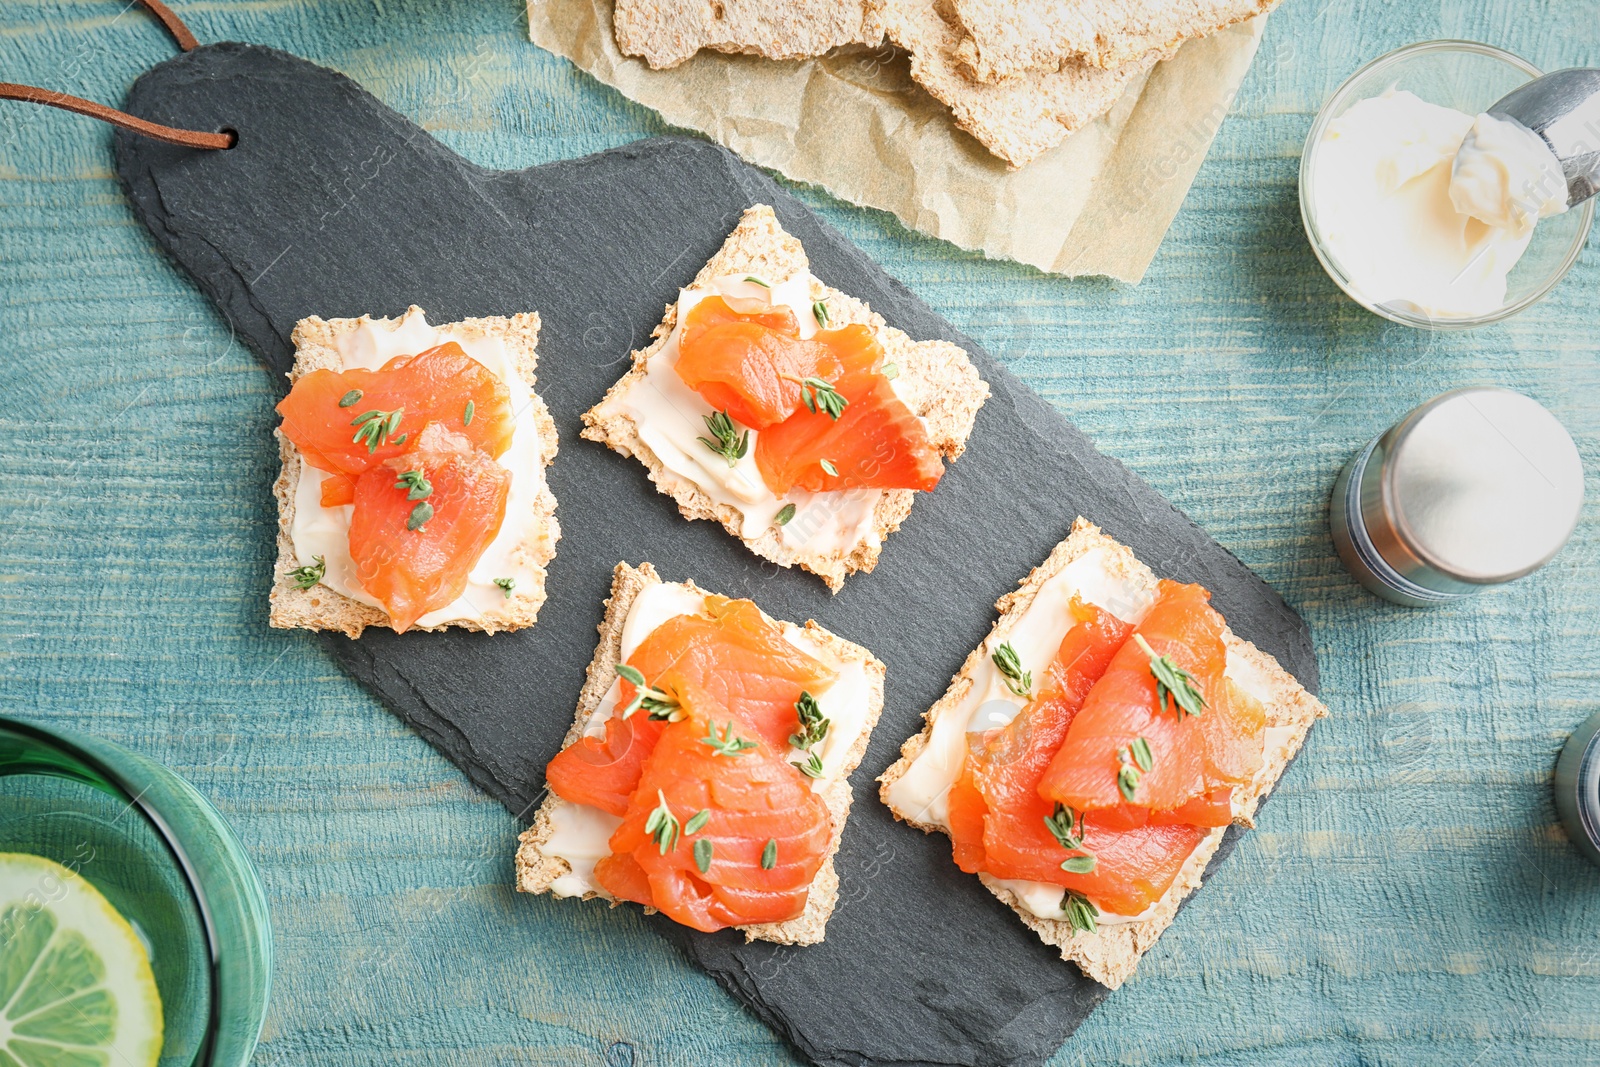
493,577 -> 515,599
791,752 -> 825,779
761,838 -> 777,870
338,389 -> 363,408
395,469 -> 433,501
789,692 -> 831,752
794,376 -> 847,420
406,501 -> 434,531
1117,761 -> 1141,803
881,362 -> 899,380
1133,634 -> 1205,718
812,300 -> 830,327
700,720 -> 759,757
290,555 -> 326,590
350,407 -> 404,453
1060,854 -> 1097,875
693,837 -> 714,873
1043,803 -> 1084,851
774,503 -> 796,527
463,400 -> 475,426
1062,890 -> 1099,934
616,664 -> 647,687
991,642 -> 1033,699
819,458 -> 839,477
615,664 -> 681,721
684,809 -> 711,835
697,410 -> 750,467
1130,736 -> 1154,773
742,275 -> 771,288
645,791 -> 680,854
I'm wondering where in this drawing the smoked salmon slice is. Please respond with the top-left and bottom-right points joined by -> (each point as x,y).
277,342 -> 514,477
1037,581 -> 1264,815
674,297 -> 840,430
545,594 -> 837,817
593,694 -> 833,932
754,325 -> 943,494
346,424 -> 509,632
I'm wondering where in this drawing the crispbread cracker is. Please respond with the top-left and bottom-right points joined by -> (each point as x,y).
581,205 -> 987,590
515,562 -> 887,945
878,0 -> 1163,169
950,0 -> 1277,80
614,0 -> 885,69
878,517 -> 1327,987
269,307 -> 560,637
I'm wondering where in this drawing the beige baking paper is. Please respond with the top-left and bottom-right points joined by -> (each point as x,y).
526,0 -> 1266,282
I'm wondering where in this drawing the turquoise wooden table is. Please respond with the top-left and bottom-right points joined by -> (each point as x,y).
2,1 -> 1598,1063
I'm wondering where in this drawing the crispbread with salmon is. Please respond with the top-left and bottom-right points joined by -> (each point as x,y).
581,205 -> 987,591
516,561 -> 886,945
613,0 -> 885,69
269,307 -> 559,637
878,518 -> 1326,987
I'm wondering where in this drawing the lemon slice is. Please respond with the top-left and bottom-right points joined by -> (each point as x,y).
0,853 -> 163,1067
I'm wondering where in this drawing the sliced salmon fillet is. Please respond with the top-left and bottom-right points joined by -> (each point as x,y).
320,473 -> 357,508
277,342 -> 514,477
594,698 -> 832,932
545,594 -> 836,817
1037,581 -> 1263,814
754,325 -> 943,494
346,424 -> 509,632
674,297 -> 840,430
946,599 -> 1131,875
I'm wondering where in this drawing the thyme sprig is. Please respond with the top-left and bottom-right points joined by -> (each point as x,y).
791,376 -> 847,420
791,751 -> 825,779
1061,890 -> 1099,934
1044,803 -> 1097,874
701,720 -> 758,757
615,664 -> 682,721
789,692 -> 831,751
991,642 -> 1033,699
1133,634 -> 1205,718
350,407 -> 404,453
698,410 -> 749,467
395,469 -> 432,501
644,790 -> 681,854
493,577 -> 515,599
812,300 -> 830,327
290,555 -> 326,590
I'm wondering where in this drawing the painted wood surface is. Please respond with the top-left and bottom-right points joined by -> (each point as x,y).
0,1 -> 1596,1064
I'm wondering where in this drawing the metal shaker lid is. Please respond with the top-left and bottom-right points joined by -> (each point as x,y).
1380,387 -> 1583,584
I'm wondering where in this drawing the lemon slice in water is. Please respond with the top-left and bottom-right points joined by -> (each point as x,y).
0,853 -> 163,1067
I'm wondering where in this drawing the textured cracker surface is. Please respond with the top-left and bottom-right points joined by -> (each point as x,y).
582,205 -> 987,590
268,307 -> 560,637
878,518 -> 1328,988
515,562 -> 886,945
950,0 -> 1279,79
10,0 -> 1600,1061
613,0 -> 884,69
878,0 -> 1162,169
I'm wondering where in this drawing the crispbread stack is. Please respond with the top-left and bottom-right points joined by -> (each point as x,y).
613,0 -> 885,69
269,307 -> 560,638
879,518 -> 1327,988
515,562 -> 888,945
582,204 -> 987,590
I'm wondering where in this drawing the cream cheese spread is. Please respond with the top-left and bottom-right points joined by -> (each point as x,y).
591,274 -> 919,559
288,308 -> 546,629
543,582 -> 873,899
1311,89 -> 1566,320
882,550 -> 1285,925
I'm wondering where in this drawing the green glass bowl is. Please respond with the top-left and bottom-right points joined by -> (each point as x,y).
0,717 -> 271,1065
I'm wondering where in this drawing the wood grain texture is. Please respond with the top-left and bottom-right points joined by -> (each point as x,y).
0,0 -> 1596,1064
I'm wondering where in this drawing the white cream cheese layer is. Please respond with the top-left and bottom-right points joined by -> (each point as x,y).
1311,90 -> 1555,319
593,274 -> 916,559
543,582 -> 871,899
883,549 -> 1283,925
1450,112 -> 1568,235
289,308 -> 545,628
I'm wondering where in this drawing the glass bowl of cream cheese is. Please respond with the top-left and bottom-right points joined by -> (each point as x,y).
1300,40 -> 1594,329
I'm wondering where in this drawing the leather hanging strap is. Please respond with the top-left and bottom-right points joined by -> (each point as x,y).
0,0 -> 232,150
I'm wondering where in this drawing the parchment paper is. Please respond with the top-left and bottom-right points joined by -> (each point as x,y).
526,0 -> 1267,281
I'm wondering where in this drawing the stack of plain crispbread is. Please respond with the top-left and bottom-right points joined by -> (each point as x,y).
611,0 -> 1278,168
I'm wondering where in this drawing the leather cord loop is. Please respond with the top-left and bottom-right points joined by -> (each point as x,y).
0,0 -> 233,151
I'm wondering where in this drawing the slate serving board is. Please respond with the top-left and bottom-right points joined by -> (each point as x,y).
115,43 -> 1319,1067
